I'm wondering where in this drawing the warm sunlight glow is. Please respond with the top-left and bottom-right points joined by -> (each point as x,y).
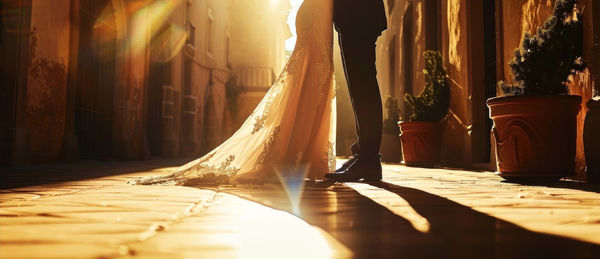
447,0 -> 462,69
150,24 -> 187,63
346,183 -> 431,233
129,0 -> 185,59
286,0 -> 304,51
234,197 -> 347,259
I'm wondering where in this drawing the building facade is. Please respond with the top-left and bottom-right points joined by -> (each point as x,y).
377,0 -> 599,173
227,0 -> 291,130
0,0 -> 290,165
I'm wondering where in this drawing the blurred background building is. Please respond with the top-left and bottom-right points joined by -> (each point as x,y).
1,0 -> 290,164
2,0 -> 598,177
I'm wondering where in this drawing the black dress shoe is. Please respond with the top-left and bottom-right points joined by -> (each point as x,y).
324,155 -> 382,182
334,155 -> 358,173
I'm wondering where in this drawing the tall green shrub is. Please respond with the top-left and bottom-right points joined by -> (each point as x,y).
499,0 -> 584,96
404,50 -> 450,122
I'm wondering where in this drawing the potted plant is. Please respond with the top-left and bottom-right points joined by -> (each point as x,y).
399,50 -> 450,166
380,95 -> 402,163
486,0 -> 584,181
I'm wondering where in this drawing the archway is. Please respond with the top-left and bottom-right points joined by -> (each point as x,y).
74,0 -> 118,158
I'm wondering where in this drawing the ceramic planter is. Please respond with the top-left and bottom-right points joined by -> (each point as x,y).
380,133 -> 402,163
486,95 -> 581,181
398,121 -> 441,166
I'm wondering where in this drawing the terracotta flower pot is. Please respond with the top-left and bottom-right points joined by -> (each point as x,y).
380,134 -> 402,163
398,121 -> 441,166
486,95 -> 581,181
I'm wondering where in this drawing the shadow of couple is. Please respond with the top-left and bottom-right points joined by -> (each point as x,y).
226,179 -> 600,258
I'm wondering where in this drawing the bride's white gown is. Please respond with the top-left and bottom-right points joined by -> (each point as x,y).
137,0 -> 336,185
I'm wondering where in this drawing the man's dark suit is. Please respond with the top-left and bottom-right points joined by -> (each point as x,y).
334,0 -> 387,36
334,0 -> 387,159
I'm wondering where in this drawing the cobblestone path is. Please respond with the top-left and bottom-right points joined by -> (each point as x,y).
1,159 -> 599,258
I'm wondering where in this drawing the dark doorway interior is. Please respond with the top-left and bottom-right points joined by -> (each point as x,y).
425,0 -> 441,52
0,0 -> 32,165
146,26 -> 173,157
147,61 -> 171,157
74,0 -> 116,159
401,4 -> 413,118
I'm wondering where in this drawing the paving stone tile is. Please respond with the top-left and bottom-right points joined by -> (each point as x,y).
0,215 -> 92,225
2,159 -> 600,258
0,243 -> 119,259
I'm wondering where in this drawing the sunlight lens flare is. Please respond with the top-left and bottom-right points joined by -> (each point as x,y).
274,164 -> 310,216
150,24 -> 187,63
130,0 -> 183,57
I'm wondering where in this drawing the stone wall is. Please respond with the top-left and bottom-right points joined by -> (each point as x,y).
25,0 -> 71,162
2,0 -> 249,164
379,0 -> 598,172
228,0 -> 290,129
439,0 -> 471,167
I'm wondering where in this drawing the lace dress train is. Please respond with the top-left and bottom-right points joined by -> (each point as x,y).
135,0 -> 336,186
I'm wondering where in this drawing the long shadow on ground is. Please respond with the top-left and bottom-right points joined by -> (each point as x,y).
370,181 -> 600,258
0,158 -> 190,189
223,180 -> 600,259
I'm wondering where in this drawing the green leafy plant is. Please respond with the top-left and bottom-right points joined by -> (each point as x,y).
498,0 -> 584,96
404,50 -> 450,122
383,95 -> 400,135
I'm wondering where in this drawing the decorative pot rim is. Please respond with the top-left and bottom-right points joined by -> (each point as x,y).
486,94 -> 582,106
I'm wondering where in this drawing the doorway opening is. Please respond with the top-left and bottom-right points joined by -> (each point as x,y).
74,0 -> 117,159
476,0 -> 498,163
470,0 -> 498,165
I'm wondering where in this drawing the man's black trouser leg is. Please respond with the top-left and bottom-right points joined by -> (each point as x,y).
338,32 -> 382,158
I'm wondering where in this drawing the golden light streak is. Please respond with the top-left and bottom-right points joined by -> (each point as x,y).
92,0 -> 186,63
346,183 -> 431,233
447,0 -> 461,70
150,24 -> 187,63
130,0 -> 183,57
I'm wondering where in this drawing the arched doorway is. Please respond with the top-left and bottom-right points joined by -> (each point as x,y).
74,0 -> 117,158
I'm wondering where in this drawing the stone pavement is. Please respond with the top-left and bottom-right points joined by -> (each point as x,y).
1,159 -> 600,258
